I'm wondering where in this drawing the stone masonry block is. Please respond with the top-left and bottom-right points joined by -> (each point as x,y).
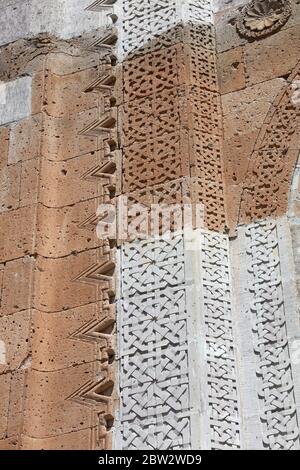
0,310 -> 31,374
41,108 -> 98,161
1,256 -> 35,316
0,205 -> 36,262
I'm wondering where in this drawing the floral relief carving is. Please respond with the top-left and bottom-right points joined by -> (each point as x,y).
237,0 -> 292,39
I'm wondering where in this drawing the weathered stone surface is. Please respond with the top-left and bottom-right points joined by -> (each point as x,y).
41,109 -> 98,161
30,305 -> 99,371
217,46 -> 245,94
33,250 -> 100,312
21,428 -> 95,450
23,364 -> 98,437
0,205 -> 36,262
1,256 -> 35,316
0,0 -> 110,46
244,25 -> 300,85
43,68 -> 99,118
0,310 -> 31,373
36,200 -> 101,258
8,115 -> 42,164
0,77 -> 32,125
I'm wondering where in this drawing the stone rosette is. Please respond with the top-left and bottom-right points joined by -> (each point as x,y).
236,0 -> 292,39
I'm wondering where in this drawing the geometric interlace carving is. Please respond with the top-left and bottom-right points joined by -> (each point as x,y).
119,235 -> 192,449
246,221 -> 300,449
201,232 -> 241,449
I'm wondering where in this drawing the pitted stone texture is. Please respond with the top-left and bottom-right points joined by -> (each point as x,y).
39,153 -> 101,207
0,205 -> 36,262
30,306 -> 100,371
1,257 -> 35,316
0,0 -> 111,46
33,247 -> 111,312
8,115 -> 42,164
42,109 -> 98,161
20,428 -> 96,450
43,69 -> 99,118
0,77 -> 32,126
0,310 -> 30,373
23,364 -> 98,438
36,200 -> 102,258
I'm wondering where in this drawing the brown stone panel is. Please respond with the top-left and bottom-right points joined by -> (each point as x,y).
0,371 -> 27,440
20,158 -> 40,207
123,44 -> 187,102
7,114 -> 42,164
39,153 -> 101,207
6,370 -> 26,438
0,126 -> 9,170
36,200 -> 101,258
30,306 -> 100,371
244,26 -> 300,86
46,51 -> 99,76
0,437 -> 18,450
0,205 -> 36,262
1,256 -> 35,316
239,148 -> 299,225
32,71 -> 45,116
0,374 -> 10,439
0,163 -> 21,212
221,79 -> 285,141
20,428 -> 96,450
43,69 -> 99,118
41,109 -> 98,161
217,46 -> 246,94
23,365 -> 99,438
33,248 -> 109,313
0,310 -> 30,374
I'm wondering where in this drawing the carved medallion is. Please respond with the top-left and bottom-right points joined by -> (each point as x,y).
237,0 -> 292,39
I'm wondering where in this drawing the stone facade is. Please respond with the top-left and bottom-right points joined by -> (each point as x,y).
0,0 -> 300,450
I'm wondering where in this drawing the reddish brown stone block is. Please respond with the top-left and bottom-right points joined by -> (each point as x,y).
0,205 -> 36,262
244,26 -> 300,86
6,370 -> 27,438
0,126 -> 9,170
36,199 -> 101,258
0,437 -> 18,450
8,114 -> 42,164
0,372 -> 26,439
1,257 -> 35,316
31,71 -> 45,115
43,68 -> 99,118
0,310 -> 30,374
221,79 -> 286,140
23,365 -> 99,438
42,108 -> 98,161
21,428 -> 94,450
20,158 -> 40,207
46,51 -> 99,76
0,374 -> 10,438
0,163 -> 21,212
30,305 -> 100,371
39,152 -> 100,207
217,46 -> 245,94
33,249 -> 106,312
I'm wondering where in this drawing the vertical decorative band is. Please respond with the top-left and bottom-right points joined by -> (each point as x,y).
117,235 -> 193,449
246,221 -> 300,449
200,232 -> 241,449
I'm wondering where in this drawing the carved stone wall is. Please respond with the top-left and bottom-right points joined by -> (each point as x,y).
0,0 -> 300,451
